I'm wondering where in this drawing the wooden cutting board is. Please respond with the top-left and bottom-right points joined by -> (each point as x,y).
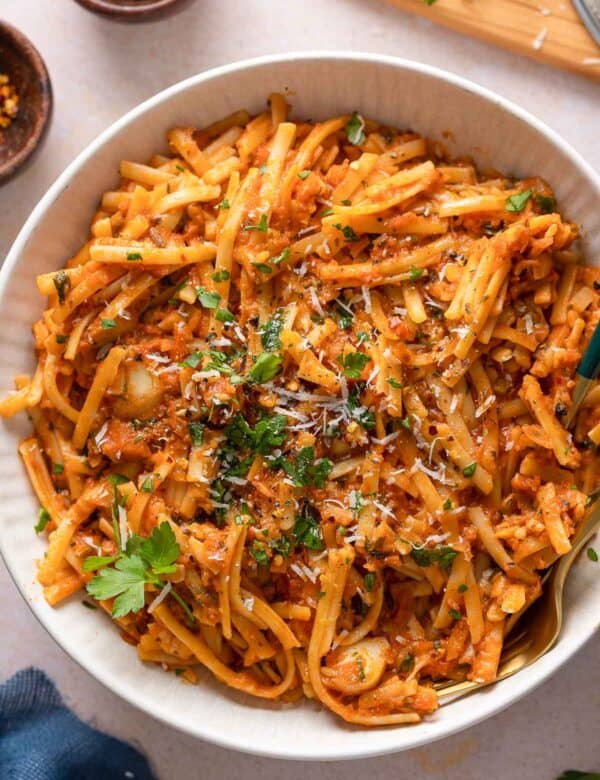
384,0 -> 600,81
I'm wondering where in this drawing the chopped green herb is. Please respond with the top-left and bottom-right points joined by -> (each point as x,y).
250,541 -> 269,567
443,498 -> 453,511
458,583 -> 468,593
224,413 -> 287,456
298,170 -> 311,180
387,378 -> 402,389
587,547 -> 598,562
243,214 -> 268,232
126,252 -> 143,261
211,269 -> 230,282
247,352 -> 283,384
345,111 -> 366,146
506,189 -> 532,213
141,476 -> 154,493
218,198 -> 230,210
53,271 -> 71,304
55,334 -> 67,344
333,223 -> 357,242
270,247 -> 290,265
195,287 -> 221,309
535,194 -> 556,213
346,387 -> 375,430
364,572 -> 375,592
215,308 -> 235,323
252,262 -> 273,274
175,164 -> 185,172
101,318 -> 117,330
356,331 -> 369,346
181,352 -> 202,369
411,544 -> 457,571
260,311 -> 284,350
34,507 -> 51,534
337,351 -> 371,379
408,265 -> 424,282
293,503 -> 323,551
399,653 -> 415,672
321,207 -> 334,217
341,198 -> 352,206
449,609 -> 462,620
270,446 -> 333,488
462,462 -> 477,477
52,463 -> 64,475
354,651 -> 366,681
271,535 -> 292,558
187,422 -> 204,448
400,415 -> 413,430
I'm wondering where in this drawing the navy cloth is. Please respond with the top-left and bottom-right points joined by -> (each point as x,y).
0,668 -> 156,780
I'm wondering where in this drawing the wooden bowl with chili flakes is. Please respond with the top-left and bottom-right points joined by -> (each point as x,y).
0,22 -> 52,183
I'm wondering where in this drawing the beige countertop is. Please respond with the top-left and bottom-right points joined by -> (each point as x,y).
1,1 -> 599,777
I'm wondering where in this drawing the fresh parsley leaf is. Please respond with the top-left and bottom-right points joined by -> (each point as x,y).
345,111 -> 366,146
535,194 -> 556,214
252,262 -> 273,274
293,504 -> 323,550
218,198 -> 230,210
52,463 -> 64,475
247,352 -> 283,384
298,170 -> 311,180
506,189 -> 532,212
443,498 -> 453,510
364,572 -> 375,592
141,476 -> 154,493
139,521 -> 179,572
409,265 -> 424,282
270,446 -> 333,488
462,462 -> 477,477
195,287 -> 221,309
211,269 -> 230,282
333,223 -> 357,242
587,547 -> 599,562
34,507 -> 51,534
346,387 -> 375,430
82,554 -> 119,572
270,247 -> 290,266
224,413 -> 287,456
215,308 -> 235,323
86,555 -> 148,618
449,608 -> 462,620
101,318 -> 116,330
337,351 -> 371,379
243,214 -> 268,232
260,310 -> 284,350
250,541 -> 269,566
411,544 -> 457,571
181,352 -> 202,369
188,422 -> 204,446
458,583 -> 469,593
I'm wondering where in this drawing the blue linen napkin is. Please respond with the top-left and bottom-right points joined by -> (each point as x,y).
0,668 -> 156,780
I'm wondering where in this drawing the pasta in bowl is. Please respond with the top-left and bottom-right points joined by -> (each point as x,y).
2,91 -> 599,729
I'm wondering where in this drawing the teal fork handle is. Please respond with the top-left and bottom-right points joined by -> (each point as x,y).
579,323 -> 600,380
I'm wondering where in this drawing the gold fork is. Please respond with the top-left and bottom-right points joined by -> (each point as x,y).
434,500 -> 600,702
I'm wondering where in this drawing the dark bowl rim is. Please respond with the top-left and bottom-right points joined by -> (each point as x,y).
0,21 -> 53,183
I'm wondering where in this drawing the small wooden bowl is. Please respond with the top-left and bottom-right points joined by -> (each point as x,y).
73,0 -> 185,20
0,23 -> 52,183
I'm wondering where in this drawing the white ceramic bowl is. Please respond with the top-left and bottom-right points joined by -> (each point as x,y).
1,52 -> 599,761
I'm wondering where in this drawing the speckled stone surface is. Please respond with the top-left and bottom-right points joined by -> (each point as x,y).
1,1 -> 599,777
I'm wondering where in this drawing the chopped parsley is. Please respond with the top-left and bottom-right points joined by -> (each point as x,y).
298,170 -> 311,180
269,446 -> 333,488
293,503 -> 323,551
252,262 -> 272,274
346,387 -> 375,430
399,653 -> 415,672
34,507 -> 51,534
462,462 -> 477,478
218,198 -> 230,210
337,351 -> 371,379
52,463 -> 64,475
411,544 -> 457,571
101,318 -> 116,329
211,269 -> 230,282
55,334 -> 67,344
270,247 -> 290,266
408,265 -> 424,282
243,214 -> 268,232
333,223 -> 357,242
224,413 -> 287,456
387,378 -> 402,389
247,351 -> 283,384
364,572 -> 375,592
195,287 -> 221,309
458,583 -> 468,593
345,111 -> 366,146
271,535 -> 292,558
126,252 -> 143,261
250,541 -> 269,567
443,498 -> 453,510
587,547 -> 598,562
505,189 -> 532,213
535,194 -> 556,214
141,476 -> 154,493
449,608 -> 462,620
180,352 -> 202,369
260,310 -> 284,350
215,308 -> 235,323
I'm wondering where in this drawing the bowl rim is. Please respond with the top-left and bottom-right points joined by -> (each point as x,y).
1,51 -> 599,760
73,0 -> 182,17
0,21 -> 53,182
